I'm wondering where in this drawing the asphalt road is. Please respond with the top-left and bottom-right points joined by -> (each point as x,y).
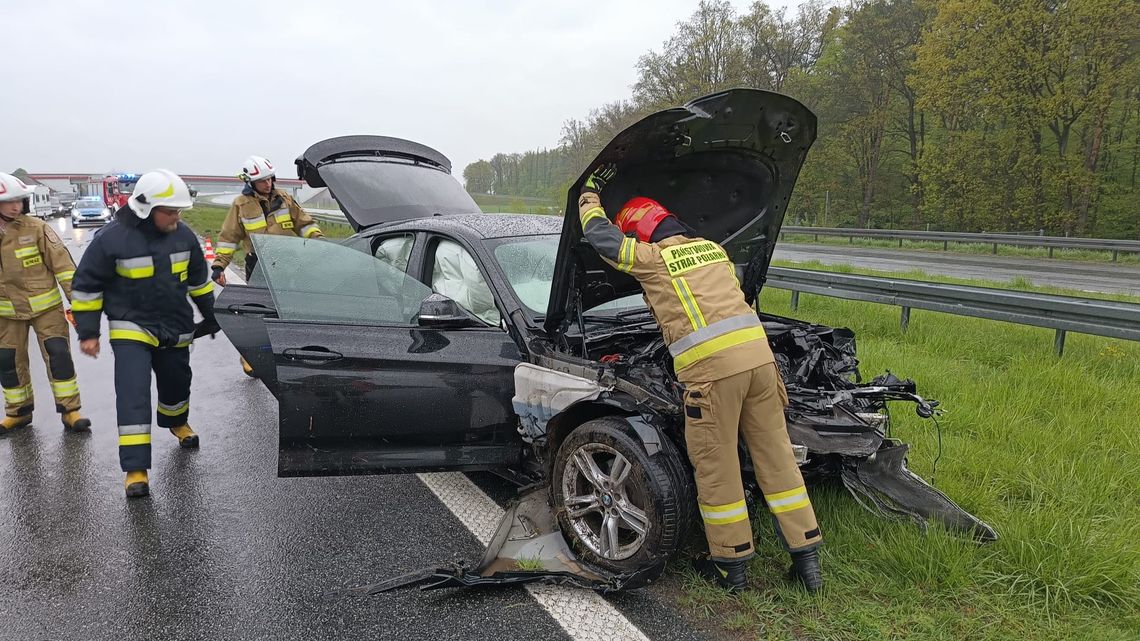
773,243 -> 1140,296
0,219 -> 708,641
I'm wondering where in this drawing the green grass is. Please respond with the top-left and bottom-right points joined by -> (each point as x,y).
471,192 -> 561,215
780,233 -> 1140,265
670,275 -> 1140,640
514,557 -> 545,572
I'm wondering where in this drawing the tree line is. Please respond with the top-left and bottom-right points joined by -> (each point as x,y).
463,0 -> 1138,238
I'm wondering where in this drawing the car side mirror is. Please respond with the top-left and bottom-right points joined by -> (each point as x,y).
417,293 -> 480,329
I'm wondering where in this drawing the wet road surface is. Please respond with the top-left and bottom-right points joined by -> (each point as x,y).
773,243 -> 1140,296
0,219 -> 707,641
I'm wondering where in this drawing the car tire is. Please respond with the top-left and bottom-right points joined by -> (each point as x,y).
552,416 -> 694,574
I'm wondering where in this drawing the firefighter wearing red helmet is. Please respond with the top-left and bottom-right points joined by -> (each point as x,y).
577,165 -> 823,593
0,172 -> 91,434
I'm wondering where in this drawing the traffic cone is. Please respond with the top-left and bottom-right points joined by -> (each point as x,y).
204,237 -> 215,262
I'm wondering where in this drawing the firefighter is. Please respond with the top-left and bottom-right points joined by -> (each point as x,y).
577,165 -> 823,592
210,155 -> 322,376
0,172 -> 91,434
72,170 -> 220,498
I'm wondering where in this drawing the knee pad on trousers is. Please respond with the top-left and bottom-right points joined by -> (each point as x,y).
0,348 -> 18,387
44,337 -> 76,380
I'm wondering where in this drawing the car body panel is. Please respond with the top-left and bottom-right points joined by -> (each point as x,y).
546,88 -> 816,334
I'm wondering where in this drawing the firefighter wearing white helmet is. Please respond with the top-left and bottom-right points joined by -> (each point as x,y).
0,172 -> 91,434
71,169 -> 219,498
213,155 -> 323,377
213,154 -> 324,283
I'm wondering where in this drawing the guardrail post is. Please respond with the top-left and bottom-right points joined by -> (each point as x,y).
900,306 -> 911,332
1112,250 -> 1119,262
790,290 -> 800,311
1049,247 -> 1054,258
899,238 -> 903,248
943,240 -> 948,250
1054,329 -> 1066,357
992,243 -> 998,254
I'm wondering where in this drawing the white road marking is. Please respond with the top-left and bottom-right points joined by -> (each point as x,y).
221,264 -> 651,641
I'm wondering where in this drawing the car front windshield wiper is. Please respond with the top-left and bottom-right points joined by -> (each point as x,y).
615,307 -> 654,321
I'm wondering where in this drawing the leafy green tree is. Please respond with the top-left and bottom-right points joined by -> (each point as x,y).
462,160 -> 494,194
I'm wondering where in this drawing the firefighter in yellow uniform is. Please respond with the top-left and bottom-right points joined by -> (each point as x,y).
577,165 -> 823,592
210,155 -> 322,376
0,173 -> 90,433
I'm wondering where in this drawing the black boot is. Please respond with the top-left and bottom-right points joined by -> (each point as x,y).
789,548 -> 823,592
696,557 -> 747,592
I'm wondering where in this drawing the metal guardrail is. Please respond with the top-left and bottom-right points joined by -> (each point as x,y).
765,267 -> 1140,356
781,226 -> 1140,261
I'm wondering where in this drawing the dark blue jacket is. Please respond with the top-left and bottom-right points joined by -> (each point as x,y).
71,208 -> 216,345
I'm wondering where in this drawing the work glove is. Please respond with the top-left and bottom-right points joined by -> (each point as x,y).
194,318 -> 222,340
64,308 -> 77,329
211,265 -> 226,286
582,164 -> 617,194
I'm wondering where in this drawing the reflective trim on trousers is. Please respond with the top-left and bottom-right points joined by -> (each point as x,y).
50,378 -> 79,399
157,399 -> 188,417
699,499 -> 749,525
3,384 -> 32,405
118,433 -> 151,447
764,486 -> 812,514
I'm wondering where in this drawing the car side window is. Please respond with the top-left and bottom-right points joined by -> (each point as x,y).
430,239 -> 500,326
374,235 -> 414,273
250,234 -> 431,325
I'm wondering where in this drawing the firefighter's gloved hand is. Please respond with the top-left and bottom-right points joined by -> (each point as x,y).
194,319 -> 221,339
64,308 -> 77,329
211,266 -> 226,286
582,164 -> 617,194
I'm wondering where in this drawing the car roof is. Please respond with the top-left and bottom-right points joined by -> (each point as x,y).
372,213 -> 560,240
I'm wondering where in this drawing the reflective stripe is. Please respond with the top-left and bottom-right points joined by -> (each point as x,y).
119,433 -> 151,447
616,237 -> 636,273
118,423 -> 150,435
71,295 -> 103,312
580,206 -> 607,228
671,277 -> 706,331
72,289 -> 102,301
170,251 -> 190,274
272,210 -> 292,223
175,332 -> 194,348
3,385 -> 32,404
157,399 -> 188,416
0,300 -> 14,317
672,326 -> 768,371
241,217 -> 268,231
699,499 -> 749,525
29,288 -> 62,312
669,313 -> 764,357
216,241 -> 238,256
50,378 -> 79,398
300,224 -> 321,238
188,280 -> 214,297
115,256 -> 155,279
14,246 -> 40,259
55,270 -> 75,282
764,486 -> 812,514
108,321 -> 159,346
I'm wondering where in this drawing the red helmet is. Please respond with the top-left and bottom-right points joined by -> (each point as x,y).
615,197 -> 673,243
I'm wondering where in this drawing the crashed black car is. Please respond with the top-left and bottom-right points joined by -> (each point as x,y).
216,89 -> 995,592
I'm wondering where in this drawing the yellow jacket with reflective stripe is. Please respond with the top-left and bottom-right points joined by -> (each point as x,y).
0,215 -> 76,320
213,187 -> 323,270
578,191 -> 773,383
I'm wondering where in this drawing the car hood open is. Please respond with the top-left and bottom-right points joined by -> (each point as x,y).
544,89 -> 817,335
295,135 -> 481,231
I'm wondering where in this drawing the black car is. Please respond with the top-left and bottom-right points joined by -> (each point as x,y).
216,89 -> 994,590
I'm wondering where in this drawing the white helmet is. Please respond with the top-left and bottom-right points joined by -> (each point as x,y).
128,169 -> 194,219
0,172 -> 35,203
239,155 -> 276,183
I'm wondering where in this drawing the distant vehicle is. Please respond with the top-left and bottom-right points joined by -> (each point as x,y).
71,196 -> 112,227
101,173 -> 141,209
29,187 -> 54,219
57,192 -> 78,216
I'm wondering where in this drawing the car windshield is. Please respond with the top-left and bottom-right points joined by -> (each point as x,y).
76,198 -> 103,208
488,234 -> 646,317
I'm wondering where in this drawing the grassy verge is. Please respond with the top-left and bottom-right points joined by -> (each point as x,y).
472,192 -> 561,214
780,233 -> 1140,266
670,274 -> 1139,640
182,204 -> 355,266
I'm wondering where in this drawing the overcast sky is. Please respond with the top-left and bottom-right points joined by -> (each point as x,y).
7,0 -> 797,181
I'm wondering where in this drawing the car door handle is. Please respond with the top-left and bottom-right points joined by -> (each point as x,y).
228,303 -> 276,315
282,347 -> 343,362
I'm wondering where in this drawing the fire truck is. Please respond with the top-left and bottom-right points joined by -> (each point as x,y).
101,173 -> 141,209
